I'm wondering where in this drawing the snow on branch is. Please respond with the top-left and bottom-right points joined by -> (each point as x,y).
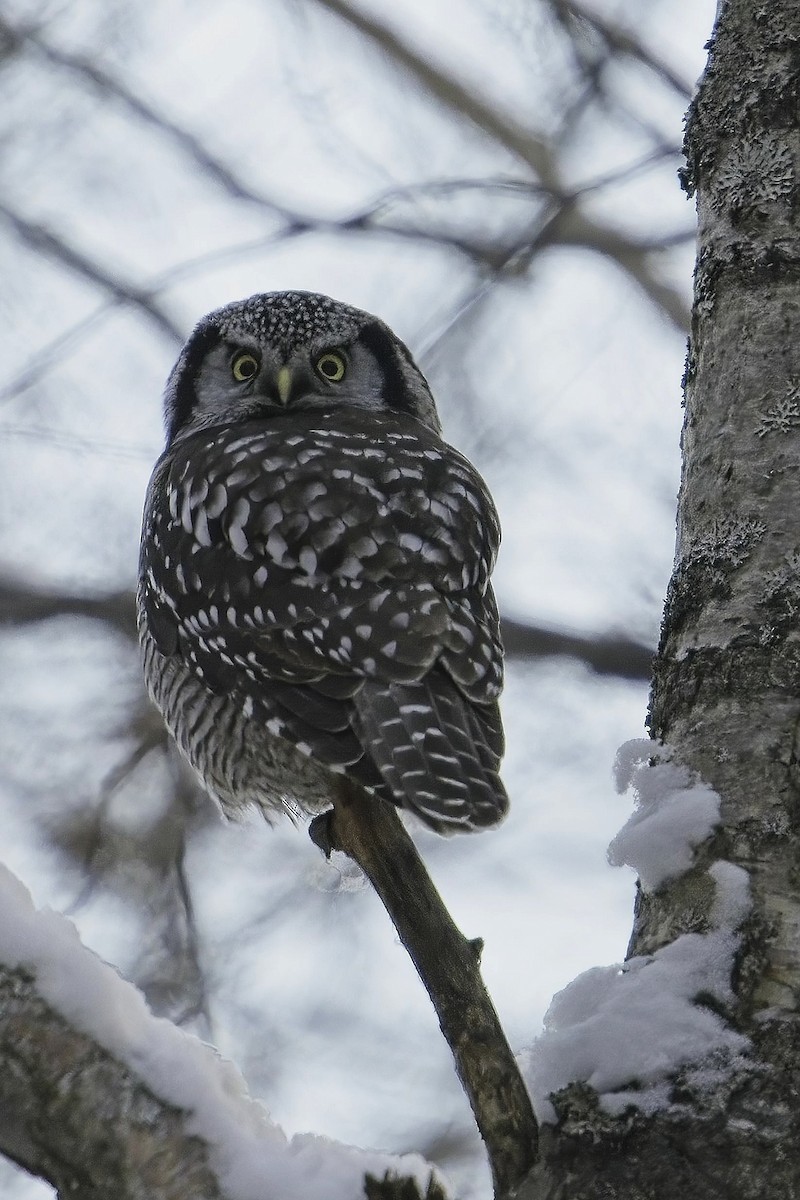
0,865 -> 439,1200
520,741 -> 752,1124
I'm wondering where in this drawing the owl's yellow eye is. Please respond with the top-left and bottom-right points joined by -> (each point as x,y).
315,351 -> 347,383
231,351 -> 260,382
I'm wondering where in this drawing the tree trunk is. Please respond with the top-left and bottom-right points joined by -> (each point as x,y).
519,1 -> 800,1195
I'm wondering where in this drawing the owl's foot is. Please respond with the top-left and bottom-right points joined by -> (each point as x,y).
309,809 -> 337,858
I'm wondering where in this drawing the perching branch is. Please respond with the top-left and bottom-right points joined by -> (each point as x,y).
310,781 -> 539,1199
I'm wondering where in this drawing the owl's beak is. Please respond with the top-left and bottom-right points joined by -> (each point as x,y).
276,366 -> 293,406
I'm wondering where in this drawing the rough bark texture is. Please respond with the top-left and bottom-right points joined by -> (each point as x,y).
313,781 -> 538,1200
0,962 -> 436,1200
518,2 -> 800,1196
0,966 -> 223,1200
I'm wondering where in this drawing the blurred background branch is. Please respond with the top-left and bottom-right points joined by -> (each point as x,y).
0,573 -> 654,679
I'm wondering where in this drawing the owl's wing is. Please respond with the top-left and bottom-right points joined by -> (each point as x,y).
140,412 -> 506,828
350,673 -> 506,830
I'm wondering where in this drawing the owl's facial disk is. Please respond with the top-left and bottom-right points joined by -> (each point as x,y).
189,338 -> 388,429
163,291 -> 443,444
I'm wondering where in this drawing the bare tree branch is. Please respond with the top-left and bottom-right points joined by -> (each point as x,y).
304,1 -> 691,329
0,14 -> 298,225
0,574 -> 655,680
501,617 -> 653,681
0,201 -> 183,343
0,2 -> 692,423
0,966 -> 223,1200
310,782 -> 538,1199
0,189 -> 691,412
550,208 -> 693,330
0,575 -> 135,640
550,0 -> 695,101
310,0 -> 556,184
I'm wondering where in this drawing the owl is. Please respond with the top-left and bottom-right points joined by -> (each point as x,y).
137,291 -> 508,833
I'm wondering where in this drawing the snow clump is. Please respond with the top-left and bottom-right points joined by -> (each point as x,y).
522,742 -> 752,1122
608,738 -> 721,890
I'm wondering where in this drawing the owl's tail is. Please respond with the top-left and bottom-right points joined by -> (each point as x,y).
353,670 -> 509,833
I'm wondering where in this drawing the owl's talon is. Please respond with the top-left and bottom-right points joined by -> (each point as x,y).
309,811 -> 336,858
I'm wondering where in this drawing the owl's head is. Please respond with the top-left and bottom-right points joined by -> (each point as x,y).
163,291 -> 441,444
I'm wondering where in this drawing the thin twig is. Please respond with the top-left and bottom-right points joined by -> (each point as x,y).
311,0 -> 556,185
311,781 -> 538,1198
0,201 -> 183,343
550,0 -> 694,100
0,13 -> 298,224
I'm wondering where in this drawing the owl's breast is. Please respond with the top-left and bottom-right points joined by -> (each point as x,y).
155,408 -> 497,594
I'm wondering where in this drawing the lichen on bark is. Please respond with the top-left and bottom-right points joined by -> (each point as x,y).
520,2 -> 800,1195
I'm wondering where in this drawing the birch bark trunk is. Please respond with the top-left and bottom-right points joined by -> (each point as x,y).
520,1 -> 800,1194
